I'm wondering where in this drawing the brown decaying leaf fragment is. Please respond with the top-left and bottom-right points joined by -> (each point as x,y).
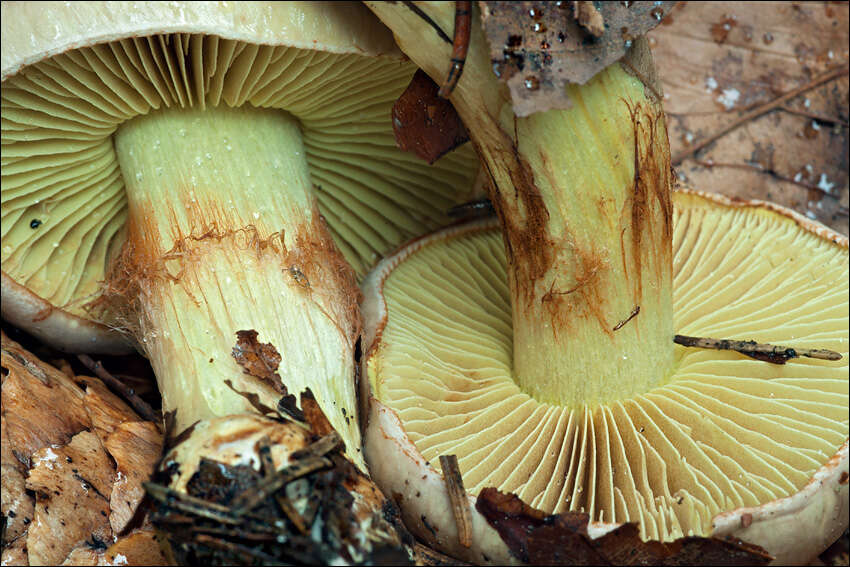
300,388 -> 337,438
475,487 -> 773,566
231,329 -> 286,395
479,1 -> 676,116
392,69 -> 470,164
572,1 -> 605,37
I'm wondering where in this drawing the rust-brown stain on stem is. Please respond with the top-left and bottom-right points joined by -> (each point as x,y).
620,98 -> 673,306
99,186 -> 360,348
482,135 -> 555,308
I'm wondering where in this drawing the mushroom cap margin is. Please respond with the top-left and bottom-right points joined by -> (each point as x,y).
2,1 -> 402,81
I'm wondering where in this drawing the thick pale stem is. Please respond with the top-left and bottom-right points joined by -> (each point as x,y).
368,2 -> 675,406
113,105 -> 363,467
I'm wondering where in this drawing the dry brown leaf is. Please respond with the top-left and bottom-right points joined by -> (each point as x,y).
60,529 -> 173,566
480,1 -> 676,116
1,414 -> 33,544
79,377 -> 142,447
392,69 -> 470,164
475,487 -> 772,566
105,421 -> 163,534
231,329 -> 286,395
1,535 -> 28,566
649,1 -> 849,234
2,335 -> 91,462
26,430 -> 114,566
1,332 -> 170,565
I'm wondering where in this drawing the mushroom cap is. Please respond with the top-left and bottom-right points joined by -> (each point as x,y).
0,1 -> 477,353
360,190 -> 849,565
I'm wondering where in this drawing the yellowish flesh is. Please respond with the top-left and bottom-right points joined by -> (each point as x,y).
370,195 -> 849,540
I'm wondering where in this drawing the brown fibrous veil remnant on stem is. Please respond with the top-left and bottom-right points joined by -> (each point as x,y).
674,334 -> 842,364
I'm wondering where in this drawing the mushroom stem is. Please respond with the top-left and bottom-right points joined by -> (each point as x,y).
368,3 -> 675,406
111,105 -> 362,466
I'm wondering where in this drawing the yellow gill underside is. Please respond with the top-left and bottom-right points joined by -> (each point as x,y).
371,195 -> 849,541
1,33 -> 476,316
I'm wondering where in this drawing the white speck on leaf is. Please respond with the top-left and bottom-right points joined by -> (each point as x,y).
717,88 -> 740,110
817,173 -> 835,193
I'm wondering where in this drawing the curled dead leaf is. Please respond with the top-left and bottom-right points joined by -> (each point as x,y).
231,329 -> 286,395
392,69 -> 470,164
475,487 -> 773,566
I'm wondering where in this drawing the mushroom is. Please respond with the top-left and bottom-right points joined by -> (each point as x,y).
0,2 -> 478,467
360,2 -> 849,564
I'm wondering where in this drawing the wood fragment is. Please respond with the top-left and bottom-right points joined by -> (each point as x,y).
229,455 -> 331,514
76,354 -> 157,422
447,198 -> 496,219
439,454 -> 472,549
290,431 -> 343,461
674,335 -> 842,364
672,65 -> 850,165
613,306 -> 640,331
257,437 -> 308,534
438,1 -> 472,99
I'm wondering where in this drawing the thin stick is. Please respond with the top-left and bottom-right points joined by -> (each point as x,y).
290,431 -> 343,460
402,1 -> 452,44
672,65 -> 849,165
691,159 -> 838,199
613,306 -> 640,331
77,354 -> 157,422
438,1 -> 472,99
674,335 -> 842,364
447,198 -> 495,218
143,483 -> 240,524
439,454 -> 472,548
230,455 -> 330,514
258,437 -> 308,534
780,106 -> 849,127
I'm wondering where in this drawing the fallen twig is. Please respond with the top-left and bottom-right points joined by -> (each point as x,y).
674,334 -> 842,364
672,65 -> 849,165
440,454 -> 472,549
77,354 -> 158,422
